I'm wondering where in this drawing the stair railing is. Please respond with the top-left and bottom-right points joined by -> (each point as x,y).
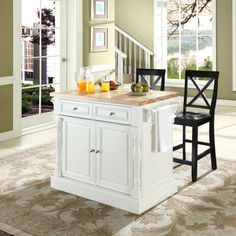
115,25 -> 154,84
115,47 -> 127,84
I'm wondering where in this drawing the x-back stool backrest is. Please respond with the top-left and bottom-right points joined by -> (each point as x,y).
183,70 -> 220,116
136,68 -> 166,91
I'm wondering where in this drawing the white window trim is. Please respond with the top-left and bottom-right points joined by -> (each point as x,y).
66,0 -> 83,89
233,0 -> 236,91
154,0 -> 168,70
155,0 -> 216,89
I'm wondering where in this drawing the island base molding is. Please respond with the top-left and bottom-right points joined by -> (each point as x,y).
51,176 -> 177,214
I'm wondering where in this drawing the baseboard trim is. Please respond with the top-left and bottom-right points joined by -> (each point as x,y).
51,176 -> 177,214
216,99 -> 236,107
22,122 -> 56,136
0,129 -> 21,142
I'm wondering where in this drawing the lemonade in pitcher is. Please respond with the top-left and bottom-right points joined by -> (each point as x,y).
76,67 -> 95,93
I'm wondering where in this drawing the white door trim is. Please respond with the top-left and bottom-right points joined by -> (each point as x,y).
13,0 -> 22,139
66,0 -> 83,89
0,0 -> 22,141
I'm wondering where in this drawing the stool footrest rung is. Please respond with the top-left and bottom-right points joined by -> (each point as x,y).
173,144 -> 184,151
173,158 -> 192,166
197,149 -> 211,160
185,139 -> 210,146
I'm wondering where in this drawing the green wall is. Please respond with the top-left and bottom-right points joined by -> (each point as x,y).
0,0 -> 13,77
83,0 -> 115,80
216,0 -> 235,100
115,0 -> 236,100
0,85 -> 13,133
0,0 -> 14,134
115,0 -> 154,51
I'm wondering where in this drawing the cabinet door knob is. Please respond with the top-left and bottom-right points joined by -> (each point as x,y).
73,107 -> 78,111
90,149 -> 95,153
110,112 -> 115,116
96,150 -> 100,154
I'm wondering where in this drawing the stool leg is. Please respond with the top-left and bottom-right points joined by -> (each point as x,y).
183,125 -> 186,160
192,126 -> 198,182
210,120 -> 217,170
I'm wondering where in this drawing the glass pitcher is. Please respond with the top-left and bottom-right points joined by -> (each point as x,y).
76,67 -> 95,93
85,67 -> 95,93
76,67 -> 86,92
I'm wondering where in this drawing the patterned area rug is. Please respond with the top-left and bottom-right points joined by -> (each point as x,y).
0,143 -> 236,236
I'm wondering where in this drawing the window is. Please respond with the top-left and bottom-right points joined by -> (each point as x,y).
167,0 -> 215,80
21,0 -> 61,118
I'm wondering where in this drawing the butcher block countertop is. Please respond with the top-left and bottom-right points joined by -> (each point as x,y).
51,87 -> 179,107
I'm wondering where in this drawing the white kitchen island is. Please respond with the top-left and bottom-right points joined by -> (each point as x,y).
51,88 -> 179,214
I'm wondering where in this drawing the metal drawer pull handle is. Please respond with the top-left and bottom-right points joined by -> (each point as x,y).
73,107 -> 78,111
90,149 -> 95,153
96,150 -> 100,154
110,112 -> 115,116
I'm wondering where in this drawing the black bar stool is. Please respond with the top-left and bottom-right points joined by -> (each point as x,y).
173,70 -> 220,182
136,68 -> 166,91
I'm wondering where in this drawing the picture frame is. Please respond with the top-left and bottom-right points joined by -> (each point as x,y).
91,27 -> 108,52
91,0 -> 108,20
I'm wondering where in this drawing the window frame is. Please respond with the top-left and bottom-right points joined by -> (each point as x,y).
155,0 -> 216,88
21,0 -> 61,118
20,0 -> 71,129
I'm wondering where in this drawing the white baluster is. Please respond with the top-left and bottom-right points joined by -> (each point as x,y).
124,38 -> 127,74
139,47 -> 142,68
134,44 -> 137,80
119,32 -> 122,50
129,40 -> 132,74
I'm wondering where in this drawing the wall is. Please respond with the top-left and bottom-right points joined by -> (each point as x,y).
216,0 -> 235,100
115,0 -> 154,51
0,0 -> 13,134
115,0 -> 236,100
0,85 -> 13,133
0,0 -> 13,76
83,0 -> 115,80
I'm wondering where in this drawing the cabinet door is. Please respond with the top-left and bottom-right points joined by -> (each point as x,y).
96,122 -> 132,194
62,117 -> 95,184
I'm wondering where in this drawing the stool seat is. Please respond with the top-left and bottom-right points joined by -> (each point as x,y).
175,112 -> 211,126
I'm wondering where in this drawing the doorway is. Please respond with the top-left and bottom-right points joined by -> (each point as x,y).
21,0 -> 66,129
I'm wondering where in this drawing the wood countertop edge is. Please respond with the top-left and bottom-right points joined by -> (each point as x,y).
51,91 -> 179,107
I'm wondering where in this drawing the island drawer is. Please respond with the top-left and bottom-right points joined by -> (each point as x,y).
59,100 -> 92,119
94,104 -> 131,124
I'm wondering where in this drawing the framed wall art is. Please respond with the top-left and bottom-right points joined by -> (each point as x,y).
91,27 -> 108,52
91,0 -> 108,20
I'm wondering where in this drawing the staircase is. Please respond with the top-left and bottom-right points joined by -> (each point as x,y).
115,26 -> 154,84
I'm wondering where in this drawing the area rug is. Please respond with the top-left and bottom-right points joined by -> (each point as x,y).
0,143 -> 236,236
0,143 -> 55,195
